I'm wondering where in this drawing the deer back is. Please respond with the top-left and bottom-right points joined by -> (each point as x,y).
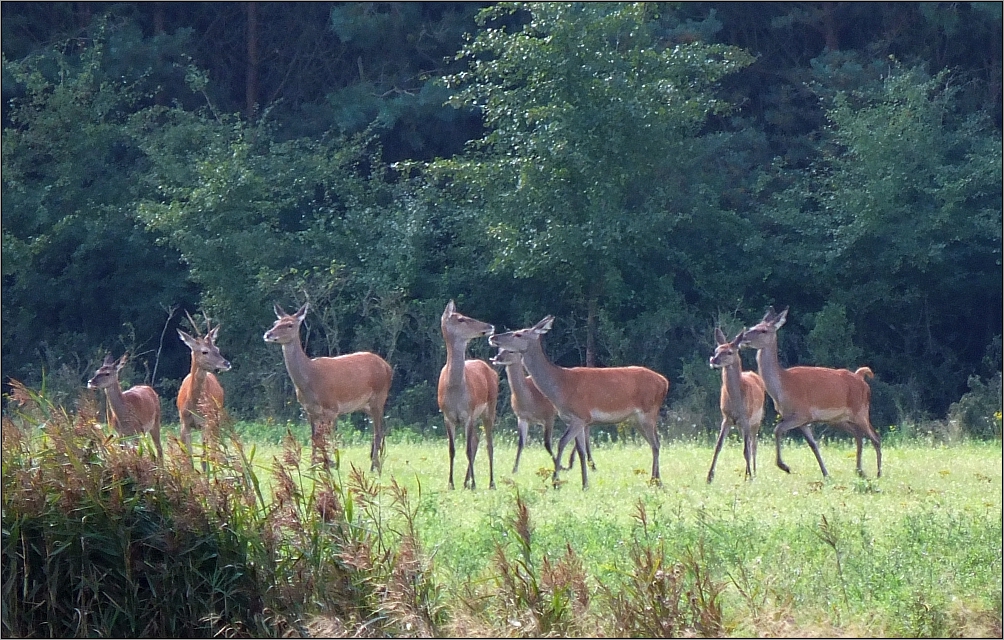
297,351 -> 393,414
111,385 -> 161,436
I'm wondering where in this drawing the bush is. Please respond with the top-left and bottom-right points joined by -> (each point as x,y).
947,372 -> 1003,439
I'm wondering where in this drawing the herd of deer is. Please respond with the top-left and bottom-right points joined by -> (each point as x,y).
87,301 -> 882,489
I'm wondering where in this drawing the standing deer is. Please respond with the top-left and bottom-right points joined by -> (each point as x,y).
491,347 -> 557,474
263,302 -> 394,472
707,328 -> 766,483
491,348 -> 594,474
490,316 -> 668,489
739,306 -> 881,477
177,312 -> 231,467
87,353 -> 163,460
438,300 -> 499,490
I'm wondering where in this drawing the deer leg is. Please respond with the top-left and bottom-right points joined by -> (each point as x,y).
485,413 -> 496,490
773,417 -> 805,474
641,418 -> 661,485
799,425 -> 829,477
513,417 -> 529,474
464,418 -> 479,490
707,418 -> 730,484
854,432 -> 865,477
180,417 -> 195,466
872,434 -> 882,478
543,417 -> 555,460
446,419 -> 457,490
574,429 -> 589,489
554,420 -> 584,485
369,407 -> 385,474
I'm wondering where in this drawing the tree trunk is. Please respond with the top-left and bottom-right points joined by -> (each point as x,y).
585,296 -> 597,367
245,2 -> 259,118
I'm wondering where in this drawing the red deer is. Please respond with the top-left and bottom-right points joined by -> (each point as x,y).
438,300 -> 499,489
87,353 -> 162,460
176,312 -> 231,467
490,316 -> 668,489
264,303 -> 393,471
707,328 -> 766,483
740,306 -> 881,477
491,347 -> 594,474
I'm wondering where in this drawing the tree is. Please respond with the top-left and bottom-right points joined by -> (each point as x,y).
430,2 -> 754,366
761,62 -> 1002,415
1,18 -> 200,398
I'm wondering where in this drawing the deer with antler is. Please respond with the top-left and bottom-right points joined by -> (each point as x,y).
87,353 -> 163,460
177,311 -> 232,468
707,327 -> 766,483
740,306 -> 881,478
264,302 -> 394,471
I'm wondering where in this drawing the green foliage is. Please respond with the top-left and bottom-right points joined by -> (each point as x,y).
806,302 -> 863,369
1,19 -> 200,395
432,1 -> 756,364
947,372 -> 1004,440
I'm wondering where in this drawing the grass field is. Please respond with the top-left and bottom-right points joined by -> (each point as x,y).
4,391 -> 1001,637
235,425 -> 1003,637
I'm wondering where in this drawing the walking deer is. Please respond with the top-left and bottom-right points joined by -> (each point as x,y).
438,300 -> 499,489
87,353 -> 163,460
740,306 -> 881,477
707,328 -> 766,483
490,316 -> 668,489
177,312 -> 231,467
264,302 -> 394,472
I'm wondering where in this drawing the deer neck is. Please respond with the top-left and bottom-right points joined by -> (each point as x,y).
442,335 -> 471,396
516,338 -> 567,405
754,337 -> 787,407
280,335 -> 317,393
722,362 -> 745,416
187,355 -> 209,406
103,380 -> 130,422
504,362 -> 533,399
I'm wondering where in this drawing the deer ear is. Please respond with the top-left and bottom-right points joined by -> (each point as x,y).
714,327 -> 727,345
102,353 -> 116,366
774,307 -> 788,328
295,303 -> 309,321
732,330 -> 745,345
534,315 -> 554,334
208,326 -> 220,343
763,306 -> 776,322
443,299 -> 456,317
178,329 -> 197,348
116,353 -> 129,371
274,303 -> 286,318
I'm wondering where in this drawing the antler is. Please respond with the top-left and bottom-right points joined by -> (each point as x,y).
183,309 -> 204,338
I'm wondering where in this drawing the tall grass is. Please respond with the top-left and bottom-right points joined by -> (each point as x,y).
3,381 -> 1002,637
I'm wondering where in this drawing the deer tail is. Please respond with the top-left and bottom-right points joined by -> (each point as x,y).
854,367 -> 874,380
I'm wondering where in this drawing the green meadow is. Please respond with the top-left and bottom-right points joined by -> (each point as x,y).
4,397 -> 1001,637
238,424 -> 1003,637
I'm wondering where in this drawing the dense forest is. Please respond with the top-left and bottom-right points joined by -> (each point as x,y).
2,2 -> 1001,437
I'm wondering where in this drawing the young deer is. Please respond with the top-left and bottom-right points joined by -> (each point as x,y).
491,348 -> 594,474
438,300 -> 499,489
264,302 -> 394,471
87,353 -> 163,460
707,328 -> 766,483
176,312 -> 231,467
740,306 -> 881,478
491,347 -> 557,473
490,316 -> 668,489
